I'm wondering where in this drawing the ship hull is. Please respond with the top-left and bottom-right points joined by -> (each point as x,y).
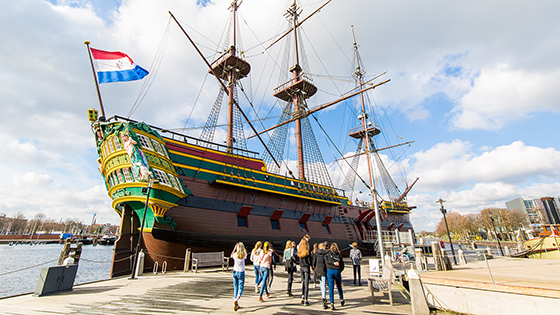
92,118 -> 414,277
522,236 -> 560,259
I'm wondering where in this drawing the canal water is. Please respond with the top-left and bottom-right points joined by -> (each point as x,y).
0,243 -> 114,298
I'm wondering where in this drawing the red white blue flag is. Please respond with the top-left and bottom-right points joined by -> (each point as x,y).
90,48 -> 148,84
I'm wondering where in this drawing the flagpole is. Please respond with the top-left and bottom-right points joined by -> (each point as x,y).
84,41 -> 106,119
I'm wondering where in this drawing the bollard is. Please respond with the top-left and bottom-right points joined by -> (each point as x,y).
441,249 -> 453,270
415,248 -> 424,271
485,246 -> 493,259
458,249 -> 467,264
432,243 -> 445,271
408,267 -> 430,315
135,251 -> 145,277
184,248 -> 192,272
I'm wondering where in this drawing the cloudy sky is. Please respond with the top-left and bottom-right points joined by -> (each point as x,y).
1,0 -> 559,232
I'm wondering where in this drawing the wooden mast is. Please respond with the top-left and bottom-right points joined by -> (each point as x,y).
351,25 -> 385,260
290,1 -> 305,180
226,0 -> 239,151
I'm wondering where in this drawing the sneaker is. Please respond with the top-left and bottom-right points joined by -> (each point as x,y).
258,297 -> 264,302
313,284 -> 317,288
304,301 -> 310,306
267,293 -> 270,298
322,299 -> 328,310
330,303 -> 335,310
233,301 -> 239,311
301,299 -> 305,305
358,282 -> 362,286
341,300 -> 345,307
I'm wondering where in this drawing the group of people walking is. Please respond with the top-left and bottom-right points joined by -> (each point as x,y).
229,236 -> 362,311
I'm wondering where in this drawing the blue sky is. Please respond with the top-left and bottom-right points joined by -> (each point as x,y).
1,0 -> 559,232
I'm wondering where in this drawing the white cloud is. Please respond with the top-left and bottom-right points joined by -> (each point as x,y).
412,140 -> 560,191
12,172 -> 54,188
451,65 -> 560,130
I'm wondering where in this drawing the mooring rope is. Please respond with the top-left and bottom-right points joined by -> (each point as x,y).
0,259 -> 58,277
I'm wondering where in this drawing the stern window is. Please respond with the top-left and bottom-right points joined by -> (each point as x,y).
137,134 -> 154,151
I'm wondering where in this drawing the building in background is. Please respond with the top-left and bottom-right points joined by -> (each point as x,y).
505,197 -> 545,229
541,197 -> 560,225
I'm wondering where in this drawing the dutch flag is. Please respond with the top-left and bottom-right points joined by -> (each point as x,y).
91,48 -> 149,84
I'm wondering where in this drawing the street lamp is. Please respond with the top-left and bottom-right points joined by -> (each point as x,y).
489,214 -> 504,256
130,175 -> 156,279
437,198 -> 457,265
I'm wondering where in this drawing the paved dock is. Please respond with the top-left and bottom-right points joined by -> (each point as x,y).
0,259 -> 412,315
419,257 -> 560,314
420,257 -> 560,298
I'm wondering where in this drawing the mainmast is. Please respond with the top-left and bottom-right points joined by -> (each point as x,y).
273,0 -> 318,180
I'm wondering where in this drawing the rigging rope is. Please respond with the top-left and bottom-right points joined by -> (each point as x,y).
310,113 -> 370,191
127,18 -> 172,118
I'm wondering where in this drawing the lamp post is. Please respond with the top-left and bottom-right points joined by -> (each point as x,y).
437,198 -> 457,265
130,176 -> 155,279
489,214 -> 504,256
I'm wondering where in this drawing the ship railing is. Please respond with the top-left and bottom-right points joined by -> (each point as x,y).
105,115 -> 260,158
363,230 -> 396,244
273,73 -> 314,94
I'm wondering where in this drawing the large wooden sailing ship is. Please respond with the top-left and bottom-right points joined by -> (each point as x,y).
88,0 -> 417,277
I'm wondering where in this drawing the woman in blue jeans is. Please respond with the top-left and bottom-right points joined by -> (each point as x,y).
257,242 -> 273,302
250,241 -> 263,293
324,242 -> 345,310
230,242 -> 247,311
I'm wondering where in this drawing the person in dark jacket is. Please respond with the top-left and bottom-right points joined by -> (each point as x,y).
295,238 -> 312,306
313,242 -> 329,309
325,242 -> 345,310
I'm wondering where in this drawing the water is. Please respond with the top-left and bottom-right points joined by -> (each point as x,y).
0,243 -> 114,298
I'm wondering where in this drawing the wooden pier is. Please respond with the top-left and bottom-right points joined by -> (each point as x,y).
0,258 -> 412,314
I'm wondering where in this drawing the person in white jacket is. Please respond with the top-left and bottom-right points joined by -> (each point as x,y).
250,241 -> 263,293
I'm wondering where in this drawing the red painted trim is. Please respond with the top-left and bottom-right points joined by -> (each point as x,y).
237,206 -> 253,217
271,209 -> 284,221
364,211 -> 376,223
322,216 -> 333,226
299,213 -> 311,224
356,209 -> 372,222
165,141 -> 265,171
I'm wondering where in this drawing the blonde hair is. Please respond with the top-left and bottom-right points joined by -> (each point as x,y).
263,241 -> 270,252
297,238 -> 309,257
313,243 -> 318,254
318,243 -> 325,250
330,242 -> 340,254
352,242 -> 358,248
285,240 -> 292,250
252,241 -> 262,253
237,242 -> 246,259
